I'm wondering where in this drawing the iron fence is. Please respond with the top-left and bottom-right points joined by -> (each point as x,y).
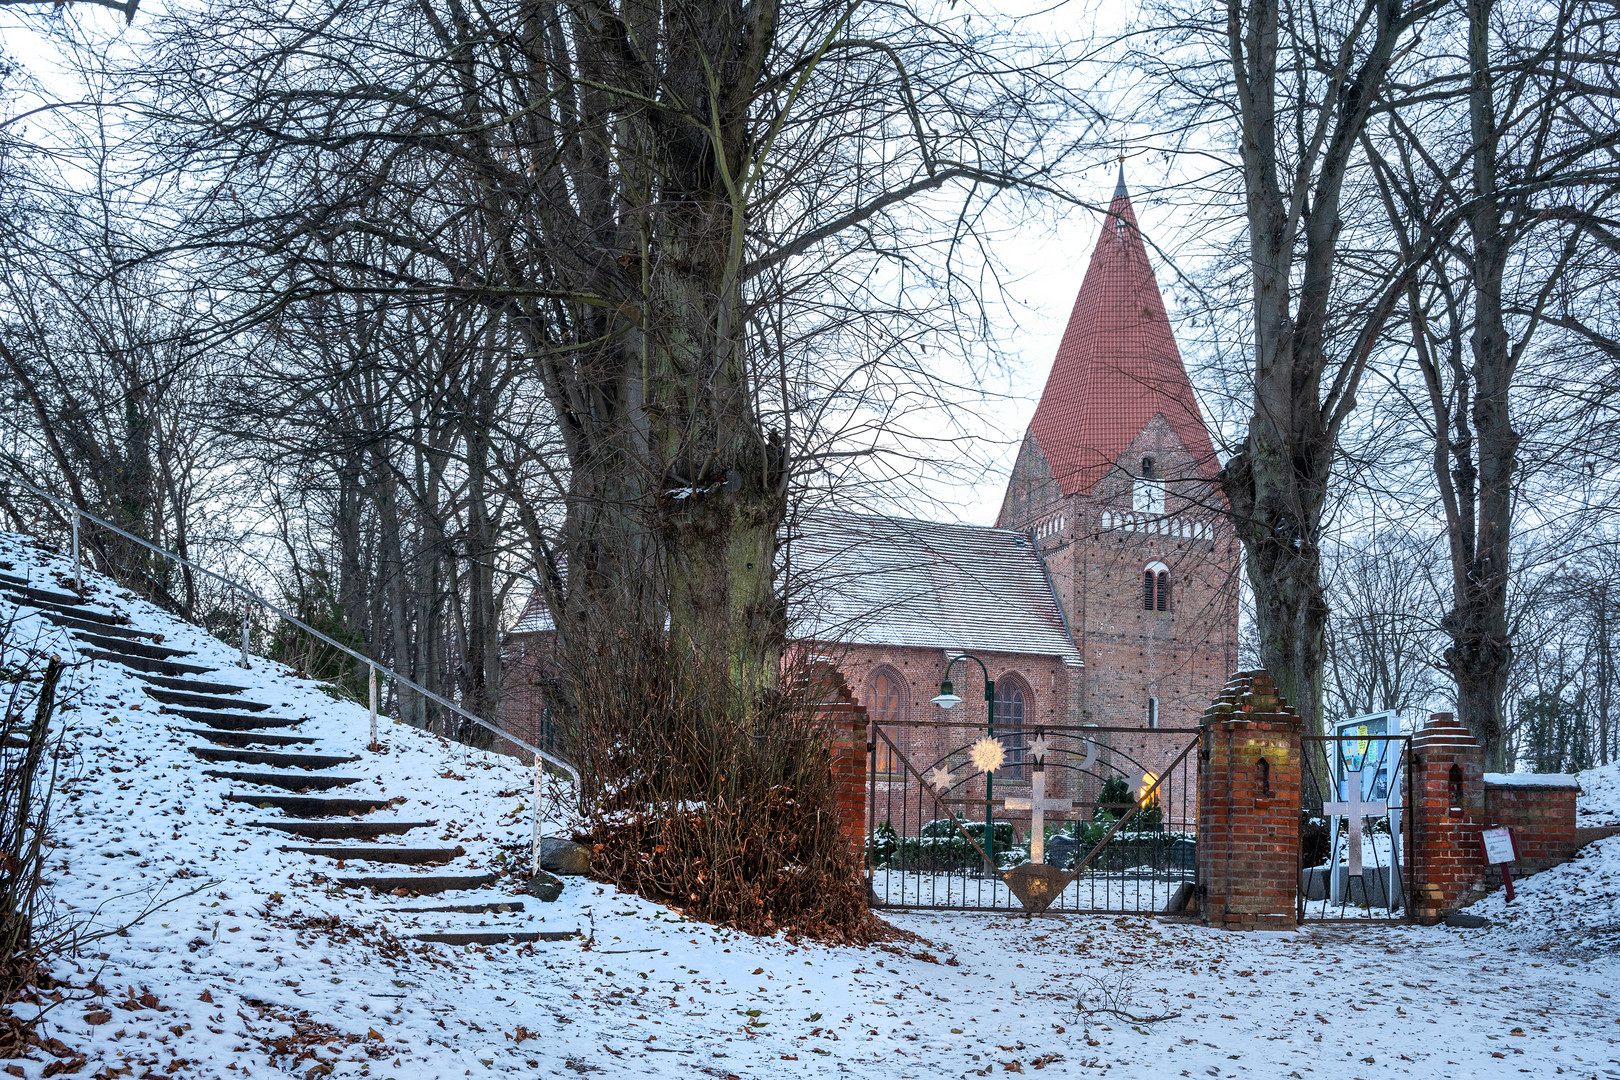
865,718 -> 1200,913
1299,734 -> 1415,922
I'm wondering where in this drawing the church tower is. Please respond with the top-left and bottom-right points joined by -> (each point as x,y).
997,171 -> 1239,728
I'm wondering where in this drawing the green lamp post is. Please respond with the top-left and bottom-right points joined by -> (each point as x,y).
931,653 -> 996,870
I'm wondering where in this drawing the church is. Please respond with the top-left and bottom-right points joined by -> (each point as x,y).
502,174 -> 1239,766
790,172 -> 1239,772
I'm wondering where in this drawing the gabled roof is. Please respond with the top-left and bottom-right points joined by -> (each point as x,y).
788,513 -> 1080,662
509,594 -> 554,635
1025,171 -> 1220,497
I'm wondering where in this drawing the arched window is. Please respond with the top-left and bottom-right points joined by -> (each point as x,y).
1142,562 -> 1171,612
1134,456 -> 1165,515
865,668 -> 908,775
994,676 -> 1031,780
1146,696 -> 1159,729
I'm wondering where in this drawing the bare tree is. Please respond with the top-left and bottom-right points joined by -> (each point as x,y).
1322,531 -> 1445,723
1131,0 -> 1445,730
1364,0 -> 1620,767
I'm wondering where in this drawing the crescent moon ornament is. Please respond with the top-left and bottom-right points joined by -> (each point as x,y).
1079,738 -> 1098,772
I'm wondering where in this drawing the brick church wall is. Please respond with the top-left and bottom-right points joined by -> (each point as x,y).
820,643 -> 1077,842
1005,417 -> 1239,735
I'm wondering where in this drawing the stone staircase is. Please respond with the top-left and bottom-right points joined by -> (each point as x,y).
1,568 -> 577,948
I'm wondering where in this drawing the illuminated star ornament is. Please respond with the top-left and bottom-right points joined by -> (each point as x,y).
1028,733 -> 1051,764
1131,771 -> 1158,803
926,765 -> 954,793
968,737 -> 1006,775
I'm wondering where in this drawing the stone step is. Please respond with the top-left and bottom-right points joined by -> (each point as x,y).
188,746 -> 359,769
75,631 -> 193,660
334,872 -> 499,895
1,584 -> 87,609
163,707 -> 303,730
249,819 -> 432,839
279,845 -> 464,865
205,769 -> 361,791
145,687 -> 269,712
38,611 -> 161,641
410,930 -> 576,946
83,649 -> 217,677
1,590 -> 133,628
137,672 -> 251,696
392,900 -> 525,914
224,793 -> 395,816
175,727 -> 316,748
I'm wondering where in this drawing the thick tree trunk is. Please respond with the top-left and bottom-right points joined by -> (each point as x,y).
1439,0 -> 1516,771
1217,0 -> 1415,737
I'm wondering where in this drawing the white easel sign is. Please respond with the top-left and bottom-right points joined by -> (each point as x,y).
1481,827 -> 1516,865
1480,826 -> 1519,902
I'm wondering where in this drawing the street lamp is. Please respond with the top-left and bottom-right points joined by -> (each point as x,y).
932,653 -> 997,869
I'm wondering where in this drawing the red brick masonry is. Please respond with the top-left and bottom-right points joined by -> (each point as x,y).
1411,713 -> 1583,918
1483,775 -> 1580,875
1196,670 -> 1303,931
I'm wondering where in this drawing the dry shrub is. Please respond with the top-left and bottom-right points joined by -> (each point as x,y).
1,641 -> 67,1013
561,636 -> 882,942
0,615 -> 82,1060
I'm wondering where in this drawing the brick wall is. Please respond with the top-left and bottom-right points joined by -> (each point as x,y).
495,629 -> 559,761
1410,713 -> 1487,919
1195,670 -> 1302,931
1483,781 -> 1579,875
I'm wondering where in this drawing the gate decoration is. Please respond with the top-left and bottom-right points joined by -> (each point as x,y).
1299,733 -> 1414,922
865,720 -> 1200,914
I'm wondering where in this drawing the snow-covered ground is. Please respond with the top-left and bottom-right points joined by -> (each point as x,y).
3,531 -> 1619,1080
1578,759 -> 1620,827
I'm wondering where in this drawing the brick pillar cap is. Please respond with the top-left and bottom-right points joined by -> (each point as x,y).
1200,669 -> 1300,725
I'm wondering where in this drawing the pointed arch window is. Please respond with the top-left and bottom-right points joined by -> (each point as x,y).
865,668 -> 908,775
994,675 -> 1031,780
1142,561 -> 1171,612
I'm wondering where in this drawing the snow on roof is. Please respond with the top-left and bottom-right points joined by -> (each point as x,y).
1483,772 -> 1582,790
1025,171 -> 1221,497
787,512 -> 1080,662
509,593 -> 555,635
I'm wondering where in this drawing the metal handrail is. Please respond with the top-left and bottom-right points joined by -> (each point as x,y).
0,463 -> 578,792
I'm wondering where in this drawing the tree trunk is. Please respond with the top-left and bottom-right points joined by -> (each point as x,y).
1438,0 -> 1516,771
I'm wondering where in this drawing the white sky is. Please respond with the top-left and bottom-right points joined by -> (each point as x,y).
1,4 -> 1209,532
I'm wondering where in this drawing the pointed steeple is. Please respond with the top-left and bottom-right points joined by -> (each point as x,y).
1021,174 -> 1219,498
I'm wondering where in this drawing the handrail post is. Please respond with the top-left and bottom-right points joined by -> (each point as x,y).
368,663 -> 379,748
71,511 -> 81,594
530,753 -> 544,878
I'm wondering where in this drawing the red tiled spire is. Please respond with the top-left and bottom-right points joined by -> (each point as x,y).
1025,171 -> 1219,497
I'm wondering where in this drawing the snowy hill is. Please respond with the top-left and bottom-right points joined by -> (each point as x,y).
3,530 -> 1620,1080
1577,758 -> 1620,827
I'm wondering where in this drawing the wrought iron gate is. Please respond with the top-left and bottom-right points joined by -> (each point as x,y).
865,719 -> 1200,914
1299,734 -> 1415,922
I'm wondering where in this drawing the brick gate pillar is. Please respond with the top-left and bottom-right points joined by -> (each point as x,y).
1410,712 -> 1486,920
801,662 -> 870,863
1196,670 -> 1303,930
824,699 -> 870,863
